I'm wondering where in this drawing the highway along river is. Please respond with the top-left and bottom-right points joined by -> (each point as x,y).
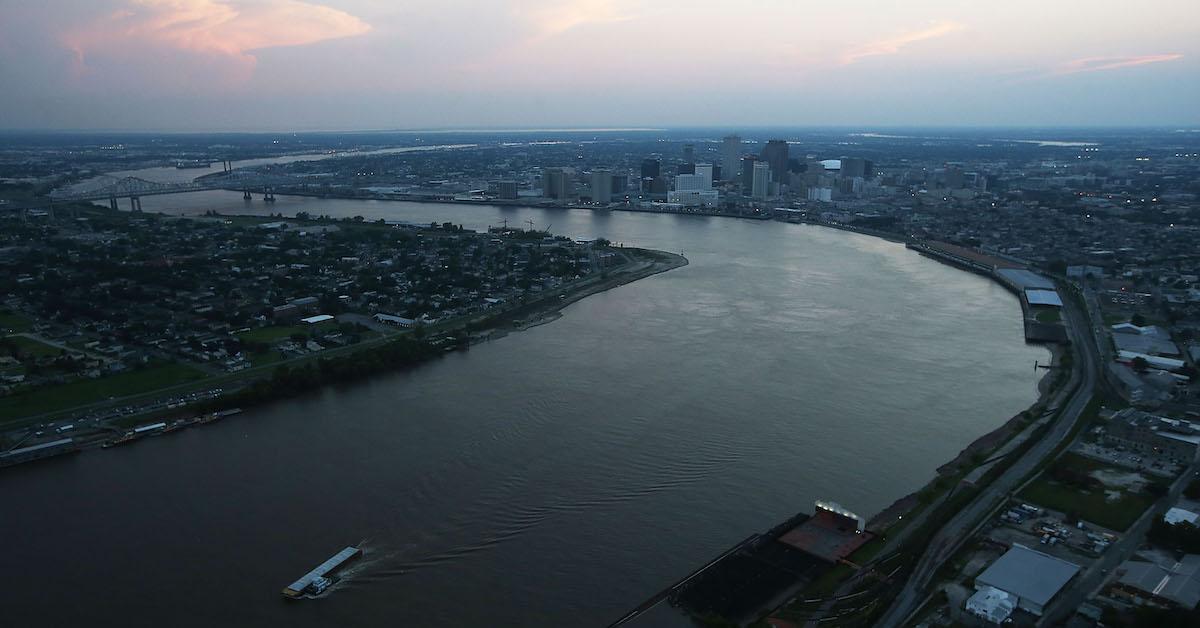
1,188 -> 1047,627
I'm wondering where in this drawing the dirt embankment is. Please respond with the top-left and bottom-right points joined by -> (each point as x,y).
472,248 -> 688,343
867,344 -> 1064,531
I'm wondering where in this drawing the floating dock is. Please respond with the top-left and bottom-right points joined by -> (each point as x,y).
282,546 -> 362,599
0,437 -> 79,468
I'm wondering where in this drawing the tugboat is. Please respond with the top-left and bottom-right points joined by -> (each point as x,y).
101,432 -> 137,448
281,546 -> 362,599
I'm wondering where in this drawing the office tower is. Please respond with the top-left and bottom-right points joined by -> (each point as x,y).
677,162 -> 695,175
760,139 -> 789,182
640,158 -> 660,179
752,162 -> 771,199
841,158 -> 874,179
682,143 -> 695,164
674,173 -> 708,192
671,162 -> 718,207
541,167 -> 572,199
590,170 -> 613,203
667,189 -> 719,207
611,174 -> 629,194
497,181 -> 518,200
741,155 -> 758,191
945,165 -> 965,189
721,135 -> 741,180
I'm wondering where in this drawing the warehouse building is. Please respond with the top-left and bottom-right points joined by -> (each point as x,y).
973,544 -> 1079,616
1105,408 -> 1200,464
1111,555 -> 1200,610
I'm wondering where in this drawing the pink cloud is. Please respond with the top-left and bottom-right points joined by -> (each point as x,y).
518,0 -> 637,38
1053,53 -> 1183,75
841,20 -> 964,65
64,0 -> 370,81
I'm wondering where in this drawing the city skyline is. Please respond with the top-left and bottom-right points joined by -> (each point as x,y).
1,0 -> 1197,131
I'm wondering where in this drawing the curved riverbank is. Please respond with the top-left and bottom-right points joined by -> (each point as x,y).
0,196 -> 1046,628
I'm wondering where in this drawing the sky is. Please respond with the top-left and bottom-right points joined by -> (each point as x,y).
1,0 -> 1197,131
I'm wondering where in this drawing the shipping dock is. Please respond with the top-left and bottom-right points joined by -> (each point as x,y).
281,546 -> 362,599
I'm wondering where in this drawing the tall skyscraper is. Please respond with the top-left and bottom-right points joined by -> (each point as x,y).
761,139 -> 789,182
674,173 -> 708,192
541,167 -> 572,199
840,158 -> 874,179
497,181 -> 518,200
740,155 -> 758,191
640,158 -> 661,193
752,162 -> 771,199
944,165 -> 965,189
682,143 -> 695,164
694,163 -> 713,189
611,174 -> 629,195
590,170 -> 613,203
721,135 -> 741,181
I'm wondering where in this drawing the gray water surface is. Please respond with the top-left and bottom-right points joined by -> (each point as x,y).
1,195 -> 1046,627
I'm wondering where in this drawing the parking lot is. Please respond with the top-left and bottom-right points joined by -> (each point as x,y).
983,501 -> 1119,566
1074,440 -> 1182,478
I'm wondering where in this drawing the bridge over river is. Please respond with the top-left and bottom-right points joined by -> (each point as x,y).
5,170 -> 298,216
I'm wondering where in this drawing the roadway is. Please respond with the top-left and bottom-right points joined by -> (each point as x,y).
874,286 -> 1102,627
1037,457 -> 1199,625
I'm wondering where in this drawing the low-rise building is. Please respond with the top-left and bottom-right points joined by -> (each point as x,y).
1110,554 -> 1200,610
965,586 -> 1018,624
1105,408 -> 1200,463
973,544 -> 1080,617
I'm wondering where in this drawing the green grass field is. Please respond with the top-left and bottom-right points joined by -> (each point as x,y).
248,350 -> 286,367
237,323 -> 335,344
2,335 -> 63,358
1020,453 -> 1154,531
0,362 -> 208,424
1035,309 -> 1061,323
0,312 -> 33,333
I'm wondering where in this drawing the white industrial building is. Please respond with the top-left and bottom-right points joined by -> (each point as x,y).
1025,288 -> 1063,307
674,173 -> 707,192
973,544 -> 1080,616
666,189 -> 719,207
373,313 -> 414,328
965,586 -> 1018,623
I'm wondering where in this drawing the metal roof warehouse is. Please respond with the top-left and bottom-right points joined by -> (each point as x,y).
1025,288 -> 1063,307
974,544 -> 1080,616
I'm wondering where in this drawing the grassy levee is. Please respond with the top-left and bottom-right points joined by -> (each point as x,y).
0,363 -> 207,425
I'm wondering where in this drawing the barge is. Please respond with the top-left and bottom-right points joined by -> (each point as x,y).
281,546 -> 362,599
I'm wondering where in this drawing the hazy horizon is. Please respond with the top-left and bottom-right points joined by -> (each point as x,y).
2,0 -> 1197,131
3,124 -> 1200,136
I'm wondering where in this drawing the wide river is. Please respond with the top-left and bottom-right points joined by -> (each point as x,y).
3,166 -> 1047,626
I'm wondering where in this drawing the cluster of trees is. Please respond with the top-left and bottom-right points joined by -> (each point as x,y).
1050,463 -> 1102,491
1102,603 -> 1200,627
1147,517 -> 1200,554
207,336 -> 440,410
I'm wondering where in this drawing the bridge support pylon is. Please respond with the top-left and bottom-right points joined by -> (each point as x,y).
109,197 -> 118,211
243,189 -> 252,200
129,196 -> 142,212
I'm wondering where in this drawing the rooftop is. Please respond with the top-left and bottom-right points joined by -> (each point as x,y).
998,268 -> 1055,290
1025,288 -> 1063,307
975,544 -> 1080,607
1117,554 -> 1200,609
